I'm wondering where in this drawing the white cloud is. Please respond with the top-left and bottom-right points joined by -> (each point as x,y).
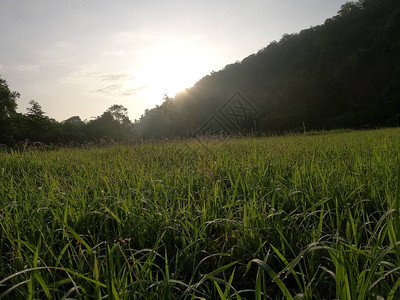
100,73 -> 130,82
90,84 -> 122,95
36,40 -> 75,65
16,64 -> 40,72
112,30 -> 202,47
119,86 -> 145,97
59,65 -> 141,97
91,83 -> 144,97
58,64 -> 100,85
114,30 -> 165,44
53,41 -> 74,49
103,49 -> 126,57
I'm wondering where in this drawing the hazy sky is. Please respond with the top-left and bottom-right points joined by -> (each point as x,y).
0,0 -> 348,121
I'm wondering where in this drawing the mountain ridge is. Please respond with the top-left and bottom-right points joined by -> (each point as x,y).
136,0 -> 400,138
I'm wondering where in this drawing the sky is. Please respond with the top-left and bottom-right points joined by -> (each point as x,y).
0,0 -> 348,122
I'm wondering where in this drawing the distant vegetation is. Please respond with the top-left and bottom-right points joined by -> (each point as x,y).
0,78 -> 135,145
1,1 -> 400,297
137,0 -> 400,138
1,128 -> 400,298
1,0 -> 399,146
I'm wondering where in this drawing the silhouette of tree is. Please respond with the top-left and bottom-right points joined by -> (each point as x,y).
61,116 -> 87,143
87,105 -> 134,142
106,104 -> 131,125
26,100 -> 45,117
0,77 -> 19,145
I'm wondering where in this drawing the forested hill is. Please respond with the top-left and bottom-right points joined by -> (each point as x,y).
136,0 -> 400,138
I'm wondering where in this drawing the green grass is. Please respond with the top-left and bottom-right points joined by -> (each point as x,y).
1,128 -> 400,299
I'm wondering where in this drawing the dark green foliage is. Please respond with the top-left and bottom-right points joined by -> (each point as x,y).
137,0 -> 400,137
1,0 -> 400,145
0,77 -> 19,145
86,109 -> 134,142
0,88 -> 135,145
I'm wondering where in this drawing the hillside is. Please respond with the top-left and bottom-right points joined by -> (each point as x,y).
136,0 -> 400,138
1,0 -> 399,146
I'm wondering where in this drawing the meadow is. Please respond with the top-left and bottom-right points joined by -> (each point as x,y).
1,128 -> 400,299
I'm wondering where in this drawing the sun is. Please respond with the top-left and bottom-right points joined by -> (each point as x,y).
142,41 -> 211,100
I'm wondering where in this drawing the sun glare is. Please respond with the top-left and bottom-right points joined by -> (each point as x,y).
141,42 -> 210,101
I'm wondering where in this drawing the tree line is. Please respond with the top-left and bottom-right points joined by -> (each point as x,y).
137,0 -> 400,138
0,78 -> 135,146
1,0 -> 399,146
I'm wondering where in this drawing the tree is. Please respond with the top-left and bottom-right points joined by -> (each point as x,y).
338,2 -> 362,16
106,104 -> 131,125
23,100 -> 61,143
61,116 -> 87,143
26,100 -> 45,117
64,116 -> 85,126
0,77 -> 18,116
87,105 -> 134,142
0,76 -> 19,145
134,0 -> 400,137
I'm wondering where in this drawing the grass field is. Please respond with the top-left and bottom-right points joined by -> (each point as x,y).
1,128 -> 400,299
